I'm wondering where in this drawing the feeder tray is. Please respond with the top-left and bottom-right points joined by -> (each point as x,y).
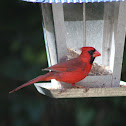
34,83 -> 126,98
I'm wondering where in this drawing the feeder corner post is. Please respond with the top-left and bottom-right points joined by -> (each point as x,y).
111,1 -> 126,87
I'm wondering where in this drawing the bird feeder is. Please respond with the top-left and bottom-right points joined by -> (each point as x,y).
22,0 -> 126,98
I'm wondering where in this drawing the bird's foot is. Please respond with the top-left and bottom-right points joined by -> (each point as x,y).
73,85 -> 89,92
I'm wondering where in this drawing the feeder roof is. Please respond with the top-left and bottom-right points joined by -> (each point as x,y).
22,0 -> 125,3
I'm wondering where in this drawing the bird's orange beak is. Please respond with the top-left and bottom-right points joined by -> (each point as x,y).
93,50 -> 101,57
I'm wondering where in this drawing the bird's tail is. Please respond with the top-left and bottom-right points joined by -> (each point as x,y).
9,72 -> 54,94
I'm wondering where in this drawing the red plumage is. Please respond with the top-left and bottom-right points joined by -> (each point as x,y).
9,47 -> 101,93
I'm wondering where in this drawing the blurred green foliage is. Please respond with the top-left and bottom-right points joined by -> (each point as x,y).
0,0 -> 47,81
1,0 -> 126,126
122,40 -> 126,81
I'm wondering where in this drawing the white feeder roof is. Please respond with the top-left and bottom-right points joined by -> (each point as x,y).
22,0 -> 126,3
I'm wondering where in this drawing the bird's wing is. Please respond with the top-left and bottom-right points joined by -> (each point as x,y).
42,58 -> 87,72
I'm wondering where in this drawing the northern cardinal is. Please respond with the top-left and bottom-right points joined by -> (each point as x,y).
9,47 -> 101,93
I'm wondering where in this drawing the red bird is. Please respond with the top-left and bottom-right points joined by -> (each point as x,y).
9,47 -> 101,93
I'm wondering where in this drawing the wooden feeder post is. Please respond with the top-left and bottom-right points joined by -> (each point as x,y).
23,0 -> 126,98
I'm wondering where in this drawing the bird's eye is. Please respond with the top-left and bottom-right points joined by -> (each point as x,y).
88,49 -> 95,55
93,49 -> 96,52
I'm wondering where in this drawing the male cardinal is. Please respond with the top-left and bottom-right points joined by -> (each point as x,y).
9,47 -> 101,93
